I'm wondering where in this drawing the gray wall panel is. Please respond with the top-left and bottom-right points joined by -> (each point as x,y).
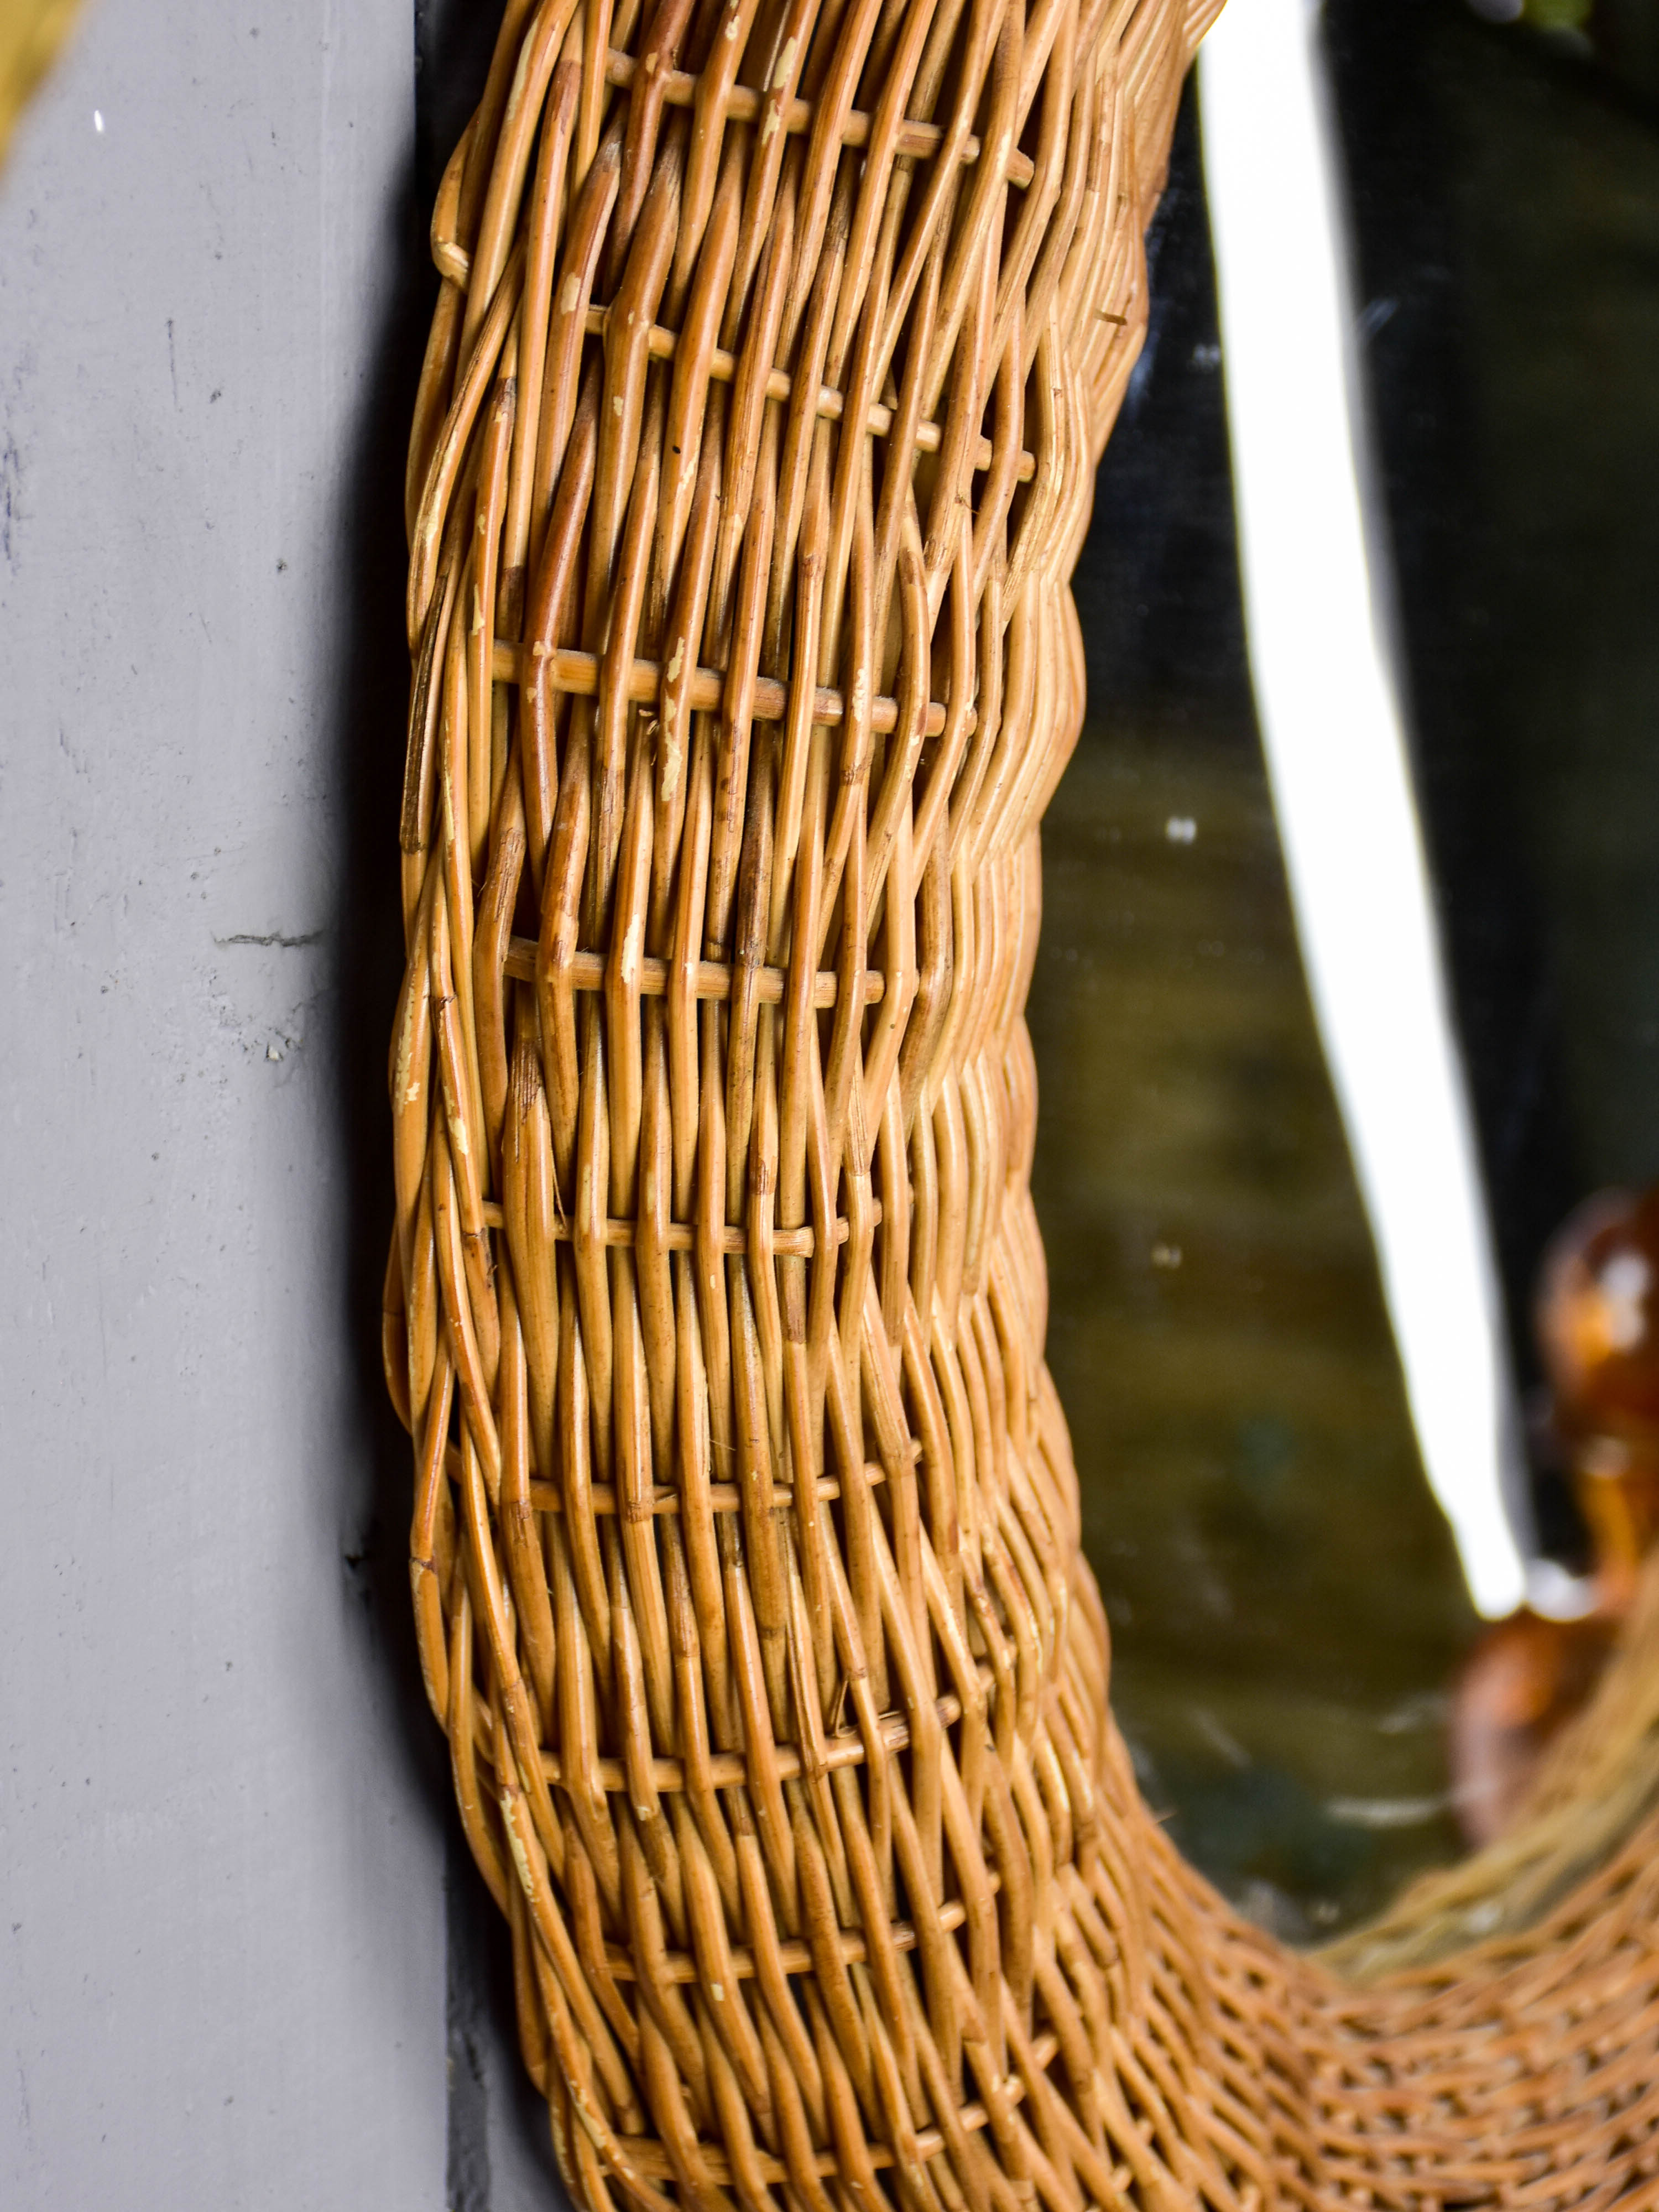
0,4 -> 453,2202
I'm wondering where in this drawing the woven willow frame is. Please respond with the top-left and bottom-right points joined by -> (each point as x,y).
383,0 -> 1659,2203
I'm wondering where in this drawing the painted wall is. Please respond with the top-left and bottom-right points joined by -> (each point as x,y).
0,3 -> 550,2202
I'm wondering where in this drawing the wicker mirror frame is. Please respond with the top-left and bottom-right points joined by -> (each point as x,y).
383,0 -> 1659,2202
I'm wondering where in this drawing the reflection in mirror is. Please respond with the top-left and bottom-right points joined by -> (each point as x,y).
1035,3 -> 1659,1939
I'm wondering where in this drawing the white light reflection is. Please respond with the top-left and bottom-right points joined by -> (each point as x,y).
1198,0 -> 1527,1616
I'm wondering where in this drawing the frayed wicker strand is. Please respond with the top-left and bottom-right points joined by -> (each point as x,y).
384,0 -> 1659,2203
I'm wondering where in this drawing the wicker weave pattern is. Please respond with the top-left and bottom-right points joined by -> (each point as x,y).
384,0 -> 1659,2203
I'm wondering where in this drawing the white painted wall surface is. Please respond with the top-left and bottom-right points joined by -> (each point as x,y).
0,5 -> 556,2204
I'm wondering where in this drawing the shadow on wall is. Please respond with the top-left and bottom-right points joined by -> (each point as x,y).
330,1 -> 556,2203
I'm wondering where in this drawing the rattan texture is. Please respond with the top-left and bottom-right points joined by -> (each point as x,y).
383,0 -> 1659,2203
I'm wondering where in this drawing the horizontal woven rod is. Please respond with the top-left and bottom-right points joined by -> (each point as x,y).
599,2035 -> 1065,2187
528,1662 -> 985,1800
499,936 -> 889,1009
491,640 -> 964,749
575,301 -> 1039,482
477,1196 -> 879,1256
515,1452 -> 918,1519
602,45 -> 1039,189
446,1443 -> 916,1522
444,1438 -> 923,1524
597,1884 -> 987,1984
427,231 -> 1036,483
